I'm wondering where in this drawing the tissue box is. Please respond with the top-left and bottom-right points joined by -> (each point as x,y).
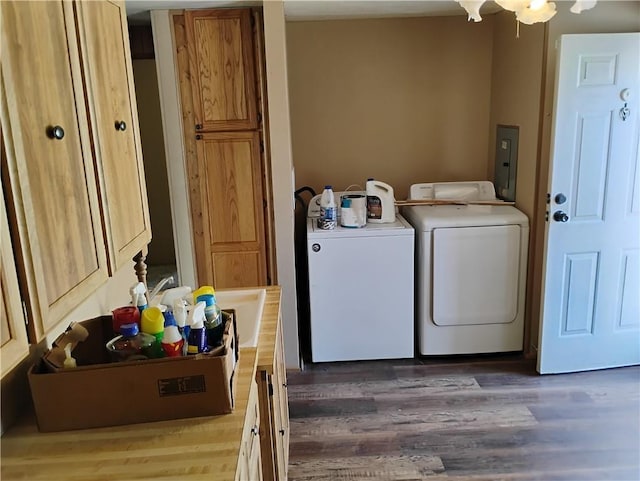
29,312 -> 238,432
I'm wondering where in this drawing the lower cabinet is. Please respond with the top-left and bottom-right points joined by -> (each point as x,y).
257,312 -> 290,480
237,378 -> 263,481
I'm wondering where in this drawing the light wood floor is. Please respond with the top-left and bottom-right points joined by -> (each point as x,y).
286,356 -> 640,481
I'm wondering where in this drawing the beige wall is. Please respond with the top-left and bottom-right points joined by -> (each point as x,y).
529,1 -> 640,350
488,14 -> 545,221
488,13 -> 545,354
133,59 -> 175,266
286,15 -> 495,200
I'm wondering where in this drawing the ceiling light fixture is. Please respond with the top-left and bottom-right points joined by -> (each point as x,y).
456,0 -> 597,24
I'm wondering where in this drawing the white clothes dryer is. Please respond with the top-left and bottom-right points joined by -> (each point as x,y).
402,181 -> 529,355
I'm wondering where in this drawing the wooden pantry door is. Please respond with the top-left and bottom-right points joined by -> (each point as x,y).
195,131 -> 267,288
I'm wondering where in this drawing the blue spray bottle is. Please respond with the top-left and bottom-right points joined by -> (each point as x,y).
187,301 -> 207,355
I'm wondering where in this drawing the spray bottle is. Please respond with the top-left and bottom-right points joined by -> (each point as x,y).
174,298 -> 190,356
130,282 -> 148,313
187,301 -> 207,355
161,325 -> 184,357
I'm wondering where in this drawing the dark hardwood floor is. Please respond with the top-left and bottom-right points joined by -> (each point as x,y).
287,356 -> 640,481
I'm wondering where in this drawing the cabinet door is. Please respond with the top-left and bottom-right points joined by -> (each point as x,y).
257,319 -> 289,481
238,378 -> 262,481
274,318 -> 290,479
0,166 -> 29,378
0,0 -> 109,341
185,8 -> 257,132
248,431 -> 264,481
195,132 -> 267,288
75,0 -> 151,272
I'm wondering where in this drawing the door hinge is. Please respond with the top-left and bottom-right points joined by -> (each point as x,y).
268,382 -> 274,397
260,140 -> 265,153
546,193 -> 550,204
257,111 -> 262,125
545,210 -> 549,222
22,301 -> 29,326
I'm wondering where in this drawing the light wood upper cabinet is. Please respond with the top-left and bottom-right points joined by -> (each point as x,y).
185,9 -> 258,132
76,0 -> 151,273
196,131 -> 267,288
1,157 -> 29,378
0,0 -> 150,343
0,0 -> 110,341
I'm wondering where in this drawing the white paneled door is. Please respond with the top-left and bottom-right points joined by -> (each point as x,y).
538,33 -> 640,374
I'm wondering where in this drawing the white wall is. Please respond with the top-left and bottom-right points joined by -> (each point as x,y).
263,1 -> 300,369
151,10 -> 198,290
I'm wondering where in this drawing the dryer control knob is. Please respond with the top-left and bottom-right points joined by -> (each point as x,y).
312,243 -> 321,252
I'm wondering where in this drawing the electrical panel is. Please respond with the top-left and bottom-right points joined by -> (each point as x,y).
494,125 -> 519,202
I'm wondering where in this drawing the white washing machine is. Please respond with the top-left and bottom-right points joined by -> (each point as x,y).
307,192 -> 415,362
402,181 -> 529,355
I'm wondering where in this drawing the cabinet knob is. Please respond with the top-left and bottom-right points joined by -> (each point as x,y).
47,125 -> 65,140
195,124 -> 202,130
251,426 -> 259,436
279,429 -> 285,436
115,120 -> 127,131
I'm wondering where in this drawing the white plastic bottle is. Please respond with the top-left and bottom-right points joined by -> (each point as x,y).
366,178 -> 396,223
317,185 -> 337,230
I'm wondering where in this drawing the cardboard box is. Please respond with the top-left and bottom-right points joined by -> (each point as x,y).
29,312 -> 238,432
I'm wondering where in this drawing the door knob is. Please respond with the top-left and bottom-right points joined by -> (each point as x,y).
553,211 -> 569,222
47,125 -> 65,140
115,120 -> 127,131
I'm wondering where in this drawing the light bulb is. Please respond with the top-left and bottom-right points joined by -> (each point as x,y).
529,0 -> 546,10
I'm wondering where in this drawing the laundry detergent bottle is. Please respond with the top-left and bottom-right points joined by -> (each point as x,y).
317,185 -> 337,230
366,179 -> 396,223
